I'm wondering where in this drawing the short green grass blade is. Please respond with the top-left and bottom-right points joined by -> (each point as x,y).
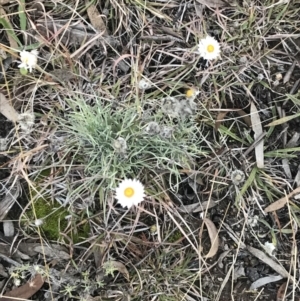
0,17 -> 21,47
235,167 -> 257,204
18,0 -> 27,32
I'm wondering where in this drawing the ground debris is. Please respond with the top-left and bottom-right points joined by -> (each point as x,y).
0,274 -> 44,301
250,274 -> 283,290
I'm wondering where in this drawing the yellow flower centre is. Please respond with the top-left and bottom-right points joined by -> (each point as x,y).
124,187 -> 135,197
186,89 -> 194,98
207,44 -> 214,53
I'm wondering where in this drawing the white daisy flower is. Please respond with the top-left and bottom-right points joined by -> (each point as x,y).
115,178 -> 145,208
198,36 -> 221,61
18,49 -> 39,72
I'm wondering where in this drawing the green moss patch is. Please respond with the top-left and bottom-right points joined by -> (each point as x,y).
27,196 -> 90,243
30,197 -> 69,240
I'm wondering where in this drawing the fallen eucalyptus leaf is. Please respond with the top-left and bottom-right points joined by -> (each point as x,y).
215,111 -> 228,131
33,245 -> 69,260
0,274 -> 44,301
286,132 -> 300,148
3,220 -> 14,237
283,60 -> 296,84
233,265 -> 245,280
0,92 -> 19,123
178,200 -> 217,213
236,110 -> 252,127
103,260 -> 129,280
266,112 -> 300,127
250,102 -> 264,168
0,181 -> 20,221
282,158 -> 292,179
247,246 -> 289,278
222,222 -> 290,278
276,281 -> 287,301
264,186 -> 300,213
0,243 -> 30,260
86,2 -> 107,34
217,250 -> 232,269
250,274 -> 283,290
201,218 -> 219,258
215,109 -> 252,132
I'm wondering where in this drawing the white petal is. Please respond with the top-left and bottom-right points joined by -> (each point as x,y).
31,50 -> 39,56
18,63 -> 27,69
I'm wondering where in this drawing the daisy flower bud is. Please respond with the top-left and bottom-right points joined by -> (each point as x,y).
231,170 -> 245,186
18,49 -> 39,73
113,137 -> 127,154
161,97 -> 181,117
160,126 -> 173,139
185,88 -> 200,101
198,36 -> 221,61
138,78 -> 152,90
115,178 -> 145,208
144,121 -> 160,135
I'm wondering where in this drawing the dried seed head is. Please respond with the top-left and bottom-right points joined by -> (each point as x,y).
113,137 -> 127,154
181,99 -> 197,118
162,97 -> 197,119
161,97 -> 181,117
231,170 -> 245,186
247,215 -> 259,227
160,126 -> 173,139
144,121 -> 160,135
239,56 -> 248,64
17,112 -> 35,132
